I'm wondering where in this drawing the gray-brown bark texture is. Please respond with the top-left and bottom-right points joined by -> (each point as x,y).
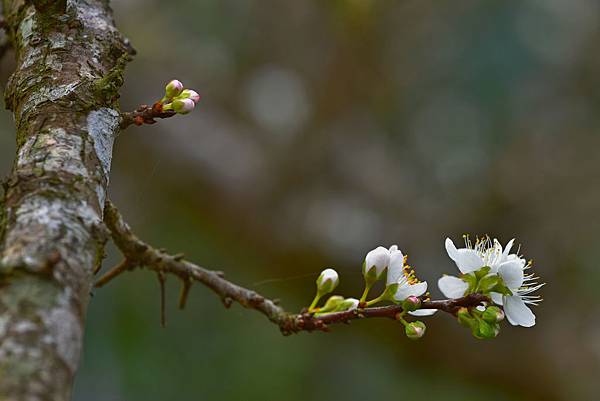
0,0 -> 129,399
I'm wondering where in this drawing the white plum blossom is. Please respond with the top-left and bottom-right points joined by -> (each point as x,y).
445,236 -> 515,274
440,237 -> 516,300
387,245 -> 427,301
494,259 -> 544,327
386,245 -> 434,316
441,236 -> 543,328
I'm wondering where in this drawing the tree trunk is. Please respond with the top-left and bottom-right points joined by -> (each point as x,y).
0,1 -> 129,399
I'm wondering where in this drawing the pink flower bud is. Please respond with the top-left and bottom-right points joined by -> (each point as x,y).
172,98 -> 195,114
405,321 -> 426,340
402,295 -> 421,312
181,89 -> 201,104
165,79 -> 184,98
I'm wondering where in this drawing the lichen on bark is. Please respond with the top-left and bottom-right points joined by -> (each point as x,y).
0,0 -> 131,399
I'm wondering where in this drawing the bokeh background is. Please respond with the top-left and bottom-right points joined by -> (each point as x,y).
1,0 -> 600,400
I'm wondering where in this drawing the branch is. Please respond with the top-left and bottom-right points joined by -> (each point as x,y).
101,201 -> 489,335
120,102 -> 176,129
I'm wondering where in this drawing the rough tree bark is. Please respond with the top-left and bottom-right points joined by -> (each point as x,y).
0,0 -> 130,399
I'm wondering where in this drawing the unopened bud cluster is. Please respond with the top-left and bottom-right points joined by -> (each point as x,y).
303,236 -> 544,340
160,79 -> 201,114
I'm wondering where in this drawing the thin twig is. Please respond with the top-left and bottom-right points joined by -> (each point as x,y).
95,259 -> 132,288
120,102 -> 176,129
178,278 -> 192,310
158,271 -> 166,328
102,201 -> 490,335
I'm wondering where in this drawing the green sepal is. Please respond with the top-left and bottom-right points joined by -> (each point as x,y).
336,298 -> 358,312
461,273 -> 478,294
473,318 -> 499,339
457,307 -> 477,330
492,280 -> 513,296
382,283 -> 399,302
363,261 -> 381,282
474,266 -> 491,280
476,274 -> 500,293
319,295 -> 344,313
314,297 -> 358,316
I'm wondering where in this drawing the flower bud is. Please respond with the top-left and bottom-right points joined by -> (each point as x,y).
405,321 -> 426,340
401,295 -> 421,312
180,89 -> 201,104
337,298 -> 359,312
316,268 -> 339,295
482,306 -> 505,323
320,295 -> 344,312
363,246 -> 390,281
474,319 -> 499,339
172,98 -> 196,114
165,79 -> 184,98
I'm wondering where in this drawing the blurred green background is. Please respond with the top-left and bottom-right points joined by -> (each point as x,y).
2,0 -> 600,400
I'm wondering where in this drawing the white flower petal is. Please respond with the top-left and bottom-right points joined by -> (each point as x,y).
488,239 -> 504,270
498,260 -> 524,290
438,275 -> 468,298
504,295 -> 536,327
320,268 -> 338,283
409,309 -> 437,316
502,239 -> 515,260
386,248 -> 404,286
453,249 -> 484,273
490,292 -> 504,305
365,246 -> 391,276
445,238 -> 459,259
394,281 -> 427,301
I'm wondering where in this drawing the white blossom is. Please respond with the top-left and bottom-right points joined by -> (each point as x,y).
441,236 -> 543,328
385,245 -> 427,301
445,237 -> 514,274
494,259 -> 544,327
